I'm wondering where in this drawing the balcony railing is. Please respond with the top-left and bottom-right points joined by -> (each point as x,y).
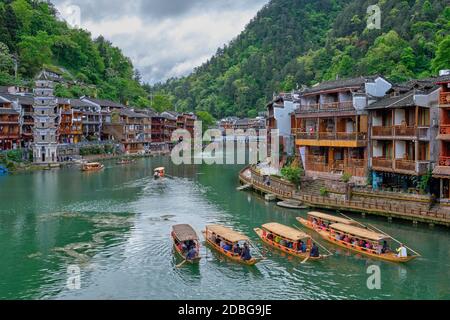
439,156 -> 450,167
395,126 -> 417,137
439,92 -> 450,106
298,101 -> 354,113
372,157 -> 393,169
440,124 -> 450,135
296,131 -> 366,141
372,126 -> 430,139
395,159 -> 416,172
373,157 -> 430,174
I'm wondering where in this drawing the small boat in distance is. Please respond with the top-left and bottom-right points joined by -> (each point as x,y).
254,223 -> 327,261
297,212 -> 358,232
117,158 -> 135,165
172,224 -> 201,264
317,223 -> 419,263
154,167 -> 165,179
203,225 -> 259,266
277,200 -> 308,210
82,162 -> 104,172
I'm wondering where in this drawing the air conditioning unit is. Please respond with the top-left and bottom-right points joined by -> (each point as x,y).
439,69 -> 450,76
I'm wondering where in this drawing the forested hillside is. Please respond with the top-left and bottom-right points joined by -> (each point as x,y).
153,0 -> 450,118
0,0 -> 150,106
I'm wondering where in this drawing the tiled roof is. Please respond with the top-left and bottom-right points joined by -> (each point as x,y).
0,93 -> 34,105
300,76 -> 379,95
82,98 -> 125,108
0,108 -> 19,115
70,99 -> 97,108
120,108 -> 148,118
367,92 -> 416,110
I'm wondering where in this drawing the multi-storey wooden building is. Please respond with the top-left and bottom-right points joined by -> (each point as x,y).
292,76 -> 391,181
57,98 -> 83,144
433,75 -> 450,201
368,80 -> 440,190
161,111 -> 177,142
0,94 -> 34,148
0,96 -> 20,150
71,99 -> 102,141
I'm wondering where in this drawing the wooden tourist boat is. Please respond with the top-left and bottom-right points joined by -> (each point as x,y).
154,167 -> 165,179
203,225 -> 259,266
171,224 -> 201,264
296,211 -> 359,232
277,200 -> 308,210
317,223 -> 419,263
81,162 -> 104,172
254,222 -> 327,261
117,158 -> 135,165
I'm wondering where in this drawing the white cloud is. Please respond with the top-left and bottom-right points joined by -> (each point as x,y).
53,0 -> 269,84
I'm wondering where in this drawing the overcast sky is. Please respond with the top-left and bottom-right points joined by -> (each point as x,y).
52,0 -> 269,84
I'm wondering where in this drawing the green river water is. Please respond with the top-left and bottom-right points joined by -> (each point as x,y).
0,156 -> 449,300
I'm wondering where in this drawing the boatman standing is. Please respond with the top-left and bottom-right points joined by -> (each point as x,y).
396,244 -> 408,258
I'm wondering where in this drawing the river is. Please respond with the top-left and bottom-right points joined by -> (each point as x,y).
0,156 -> 449,300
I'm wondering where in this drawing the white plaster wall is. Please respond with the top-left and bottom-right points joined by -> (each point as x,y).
372,114 -> 382,126
346,120 -> 354,133
274,100 -> 295,137
394,109 -> 406,125
353,96 -> 367,111
365,77 -> 392,97
373,141 -> 383,157
395,141 -> 406,159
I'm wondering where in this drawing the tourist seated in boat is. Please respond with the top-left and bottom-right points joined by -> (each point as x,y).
299,241 -> 307,253
267,233 -> 274,241
382,240 -> 390,253
240,243 -> 252,261
396,244 -> 408,258
274,235 -> 282,244
233,243 -> 242,255
186,246 -> 198,260
310,243 -> 320,257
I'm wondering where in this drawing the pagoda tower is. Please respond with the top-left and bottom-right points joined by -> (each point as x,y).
32,70 -> 59,164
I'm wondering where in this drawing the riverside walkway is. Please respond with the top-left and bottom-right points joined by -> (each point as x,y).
239,166 -> 450,227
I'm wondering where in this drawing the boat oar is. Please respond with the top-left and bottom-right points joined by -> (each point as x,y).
338,211 -> 368,229
300,256 -> 310,264
368,224 -> 422,257
176,259 -> 188,268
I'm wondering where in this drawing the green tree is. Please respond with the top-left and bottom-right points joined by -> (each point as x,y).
281,165 -> 303,188
432,36 -> 450,73
18,31 -> 53,77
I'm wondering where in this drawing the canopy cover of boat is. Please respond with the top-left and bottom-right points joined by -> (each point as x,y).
173,224 -> 199,242
262,223 -> 310,241
206,225 -> 249,243
330,223 -> 389,242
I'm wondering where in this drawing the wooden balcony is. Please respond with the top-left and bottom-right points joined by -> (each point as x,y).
372,126 -> 430,140
395,160 -> 416,172
372,157 -> 430,175
439,156 -> 450,167
439,125 -> 450,138
298,101 -> 354,113
372,157 -> 393,170
439,92 -> 450,106
295,130 -> 367,147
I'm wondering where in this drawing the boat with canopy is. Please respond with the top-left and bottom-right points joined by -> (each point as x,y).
203,225 -> 259,266
154,167 -> 165,179
254,222 -> 328,261
297,212 -> 358,232
81,162 -> 104,172
171,224 -> 201,264
317,223 -> 419,263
